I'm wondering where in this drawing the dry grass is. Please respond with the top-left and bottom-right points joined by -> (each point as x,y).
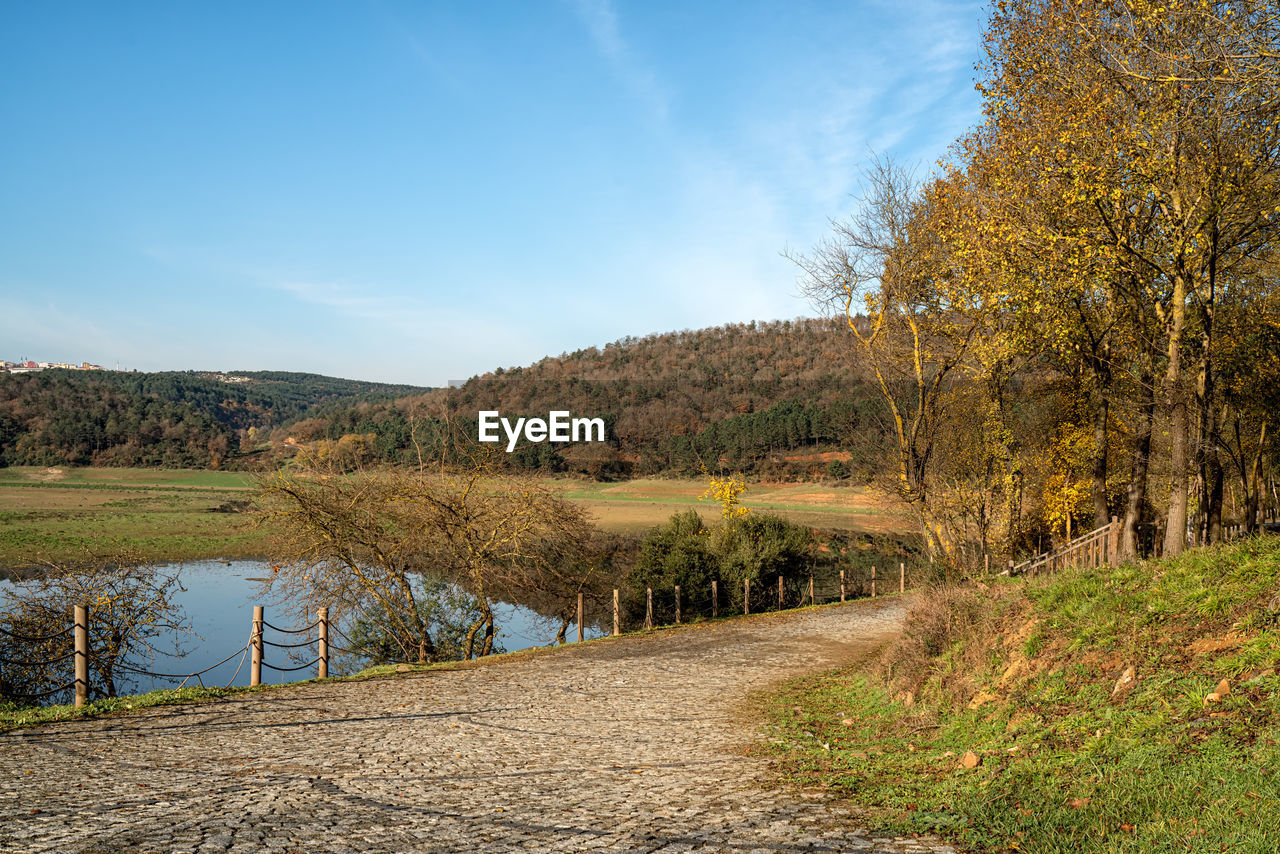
553,477 -> 911,534
0,468 -> 913,565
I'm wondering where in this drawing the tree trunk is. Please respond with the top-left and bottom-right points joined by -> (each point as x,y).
1164,274 -> 1189,557
1006,469 -> 1024,556
1122,370 -> 1156,560
1247,421 -> 1267,533
1208,456 -> 1224,543
1194,274 -> 1221,544
1091,388 -> 1110,528
464,617 -> 483,661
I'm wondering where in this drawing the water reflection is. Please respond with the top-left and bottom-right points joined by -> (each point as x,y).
1,560 -> 603,695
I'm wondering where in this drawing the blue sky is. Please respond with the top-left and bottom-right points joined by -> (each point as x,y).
1,1 -> 987,386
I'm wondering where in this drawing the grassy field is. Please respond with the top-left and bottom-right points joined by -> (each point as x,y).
553,478 -> 911,534
760,537 -> 1280,852
0,467 -> 910,567
0,467 -> 265,567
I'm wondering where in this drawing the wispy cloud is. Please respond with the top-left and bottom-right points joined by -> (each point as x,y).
569,0 -> 670,122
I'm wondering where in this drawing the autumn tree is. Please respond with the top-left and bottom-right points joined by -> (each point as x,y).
982,0 -> 1280,555
791,159 -> 996,558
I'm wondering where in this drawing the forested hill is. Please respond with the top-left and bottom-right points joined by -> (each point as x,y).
0,370 -> 430,468
285,318 -> 887,479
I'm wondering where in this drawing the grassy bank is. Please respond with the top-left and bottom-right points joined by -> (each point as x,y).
0,467 -> 268,567
760,537 -> 1280,852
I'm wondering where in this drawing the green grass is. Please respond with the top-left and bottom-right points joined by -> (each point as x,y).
0,467 -> 269,567
0,685 -> 249,732
760,537 -> 1280,852
0,467 -> 255,489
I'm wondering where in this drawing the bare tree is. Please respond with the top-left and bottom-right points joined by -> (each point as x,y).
788,158 -> 985,558
256,451 -> 599,663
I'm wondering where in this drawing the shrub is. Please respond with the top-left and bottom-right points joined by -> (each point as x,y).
630,510 -> 815,619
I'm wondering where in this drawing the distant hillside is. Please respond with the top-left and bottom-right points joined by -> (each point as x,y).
283,318 -> 888,479
0,369 -> 430,469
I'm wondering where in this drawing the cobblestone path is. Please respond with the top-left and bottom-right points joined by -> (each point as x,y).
1,598 -> 957,853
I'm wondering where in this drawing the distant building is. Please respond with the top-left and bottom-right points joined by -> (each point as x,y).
2,358 -> 107,373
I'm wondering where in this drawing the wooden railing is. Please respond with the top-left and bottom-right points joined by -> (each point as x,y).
1007,509 -> 1279,574
1007,516 -> 1121,576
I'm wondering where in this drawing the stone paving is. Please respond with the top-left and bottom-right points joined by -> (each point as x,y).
0,598 -> 958,853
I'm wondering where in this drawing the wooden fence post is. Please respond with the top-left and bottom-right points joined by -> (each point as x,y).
645,587 -> 653,630
613,589 -> 620,636
871,566 -> 877,599
712,580 -> 718,618
73,604 -> 88,708
809,575 -> 814,606
777,574 -> 784,610
840,569 -> 846,602
899,562 -> 905,593
674,586 -> 681,624
317,607 -> 328,679
744,578 -> 750,615
250,606 -> 263,687
577,592 -> 585,642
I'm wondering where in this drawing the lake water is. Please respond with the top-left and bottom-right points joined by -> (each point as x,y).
1,560 -> 603,695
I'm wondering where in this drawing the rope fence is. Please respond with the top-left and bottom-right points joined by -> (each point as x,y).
261,658 -> 322,673
324,623 -> 381,658
0,624 -> 72,644
104,641 -> 254,690
13,681 -> 77,701
0,605 -> 335,707
600,560 -> 914,640
261,619 -> 321,635
3,563 -> 919,708
0,650 -> 75,668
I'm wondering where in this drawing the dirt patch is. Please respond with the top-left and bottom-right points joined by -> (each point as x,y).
781,450 -> 853,463
1188,634 -> 1247,655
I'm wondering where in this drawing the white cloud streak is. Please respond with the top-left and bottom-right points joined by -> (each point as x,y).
569,0 -> 670,122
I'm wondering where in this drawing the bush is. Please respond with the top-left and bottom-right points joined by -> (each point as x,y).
629,510 -> 815,619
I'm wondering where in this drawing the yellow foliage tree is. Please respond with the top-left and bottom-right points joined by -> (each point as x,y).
700,471 -> 750,520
